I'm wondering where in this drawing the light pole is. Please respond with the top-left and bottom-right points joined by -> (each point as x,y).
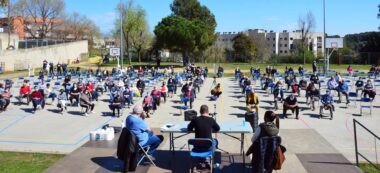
120,0 -> 124,69
323,0 -> 327,74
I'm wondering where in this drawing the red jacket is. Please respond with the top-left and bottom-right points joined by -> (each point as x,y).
31,91 -> 43,100
87,83 -> 95,91
20,85 -> 31,95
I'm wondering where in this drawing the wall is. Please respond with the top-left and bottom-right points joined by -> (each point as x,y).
0,33 -> 19,50
0,40 -> 88,72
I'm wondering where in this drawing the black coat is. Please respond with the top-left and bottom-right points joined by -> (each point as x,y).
117,128 -> 138,172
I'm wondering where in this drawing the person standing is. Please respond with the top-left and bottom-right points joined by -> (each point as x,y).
187,105 -> 220,169
312,60 -> 318,74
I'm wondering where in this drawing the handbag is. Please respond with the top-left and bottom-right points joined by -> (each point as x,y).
273,145 -> 286,170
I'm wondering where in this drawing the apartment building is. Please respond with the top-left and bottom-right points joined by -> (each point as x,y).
216,29 -> 325,57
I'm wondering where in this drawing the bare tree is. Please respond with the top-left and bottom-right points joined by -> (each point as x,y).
14,0 -> 65,39
65,12 -> 100,40
298,11 -> 315,64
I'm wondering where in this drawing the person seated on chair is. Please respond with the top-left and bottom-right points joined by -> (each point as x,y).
217,66 -> 224,77
69,83 -> 81,106
306,84 -> 320,111
320,90 -> 334,118
246,90 -> 259,114
327,76 -> 339,91
355,77 -> 365,96
247,111 -> 280,173
150,87 -> 161,107
337,81 -> 350,104
187,105 -> 220,168
44,83 -> 57,103
80,90 -> 95,116
57,89 -> 68,113
143,93 -> 154,117
299,78 -> 308,91
363,80 -> 376,101
31,86 -> 45,113
109,95 -> 122,117
86,82 -> 98,101
211,83 -> 222,98
334,72 -> 343,83
273,81 -> 284,102
19,83 -> 31,105
126,105 -> 164,156
310,73 -> 320,88
122,86 -> 133,108
0,89 -> 12,111
251,111 -> 279,143
290,77 -> 299,94
283,94 -> 299,119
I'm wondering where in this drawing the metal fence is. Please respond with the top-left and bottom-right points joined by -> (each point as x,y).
353,119 -> 380,170
18,39 -> 76,49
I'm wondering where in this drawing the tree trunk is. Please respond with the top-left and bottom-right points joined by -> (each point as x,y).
182,51 -> 189,67
137,47 -> 141,63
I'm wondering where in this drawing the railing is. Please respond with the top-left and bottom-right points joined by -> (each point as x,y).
353,119 -> 380,170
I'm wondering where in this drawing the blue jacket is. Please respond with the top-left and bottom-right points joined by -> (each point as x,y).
321,94 -> 333,104
338,83 -> 349,92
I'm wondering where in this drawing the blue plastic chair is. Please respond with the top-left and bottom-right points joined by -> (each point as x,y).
188,138 -> 214,173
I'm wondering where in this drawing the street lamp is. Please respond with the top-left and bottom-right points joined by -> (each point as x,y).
323,0 -> 327,74
119,0 -> 124,69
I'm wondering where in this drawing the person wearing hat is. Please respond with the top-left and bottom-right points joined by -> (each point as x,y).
283,93 -> 299,119
126,105 -> 164,155
57,89 -> 68,113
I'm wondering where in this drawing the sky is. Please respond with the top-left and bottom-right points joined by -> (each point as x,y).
65,0 -> 380,37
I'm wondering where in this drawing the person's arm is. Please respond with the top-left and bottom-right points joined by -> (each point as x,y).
251,127 -> 261,143
212,120 -> 220,132
187,120 -> 195,132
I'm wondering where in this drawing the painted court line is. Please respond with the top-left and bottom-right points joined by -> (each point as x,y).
0,117 -> 113,146
0,115 -> 29,134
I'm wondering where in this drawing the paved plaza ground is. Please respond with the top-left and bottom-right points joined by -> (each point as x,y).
0,75 -> 379,172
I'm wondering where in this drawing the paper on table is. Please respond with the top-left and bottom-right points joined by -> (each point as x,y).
160,123 -> 175,130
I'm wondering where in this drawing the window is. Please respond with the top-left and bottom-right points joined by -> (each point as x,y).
273,38 -> 275,41
285,51 -> 288,54
280,50 -> 283,53
267,38 -> 270,41
280,38 -> 283,40
284,44 -> 288,47
284,37 -> 288,40
279,44 -> 282,47
273,44 -> 275,47
273,51 -> 276,54
290,37 -> 293,40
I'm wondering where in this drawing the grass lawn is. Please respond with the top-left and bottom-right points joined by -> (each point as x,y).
360,163 -> 380,173
0,151 -> 64,173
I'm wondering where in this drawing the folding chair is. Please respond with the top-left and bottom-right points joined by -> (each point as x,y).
374,79 -> 380,90
188,138 -> 214,173
137,144 -> 156,166
348,92 -> 358,107
360,98 -> 372,116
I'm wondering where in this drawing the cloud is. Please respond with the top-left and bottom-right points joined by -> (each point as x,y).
89,12 -> 117,34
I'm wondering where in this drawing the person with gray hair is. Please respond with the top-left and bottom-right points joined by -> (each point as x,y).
125,105 -> 163,155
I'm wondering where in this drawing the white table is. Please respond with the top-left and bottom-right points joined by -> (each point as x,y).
161,121 -> 252,164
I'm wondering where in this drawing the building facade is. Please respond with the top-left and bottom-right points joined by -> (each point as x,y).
216,29 -> 325,57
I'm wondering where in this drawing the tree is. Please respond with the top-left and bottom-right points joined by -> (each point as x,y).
115,0 -> 152,64
128,6 -> 152,63
297,12 -> 315,64
232,33 -> 257,62
64,12 -> 100,40
204,45 -> 225,63
0,0 -> 8,7
248,31 -> 272,63
154,0 -> 216,66
14,0 -> 65,39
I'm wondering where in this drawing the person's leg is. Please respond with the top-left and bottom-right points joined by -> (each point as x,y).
283,105 -> 288,118
311,98 -> 315,110
143,132 -> 163,155
337,91 -> 342,102
32,100 -> 38,111
90,103 -> 95,111
4,99 -> 10,110
41,99 -> 45,109
295,106 -> 299,119
344,92 -> 349,104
